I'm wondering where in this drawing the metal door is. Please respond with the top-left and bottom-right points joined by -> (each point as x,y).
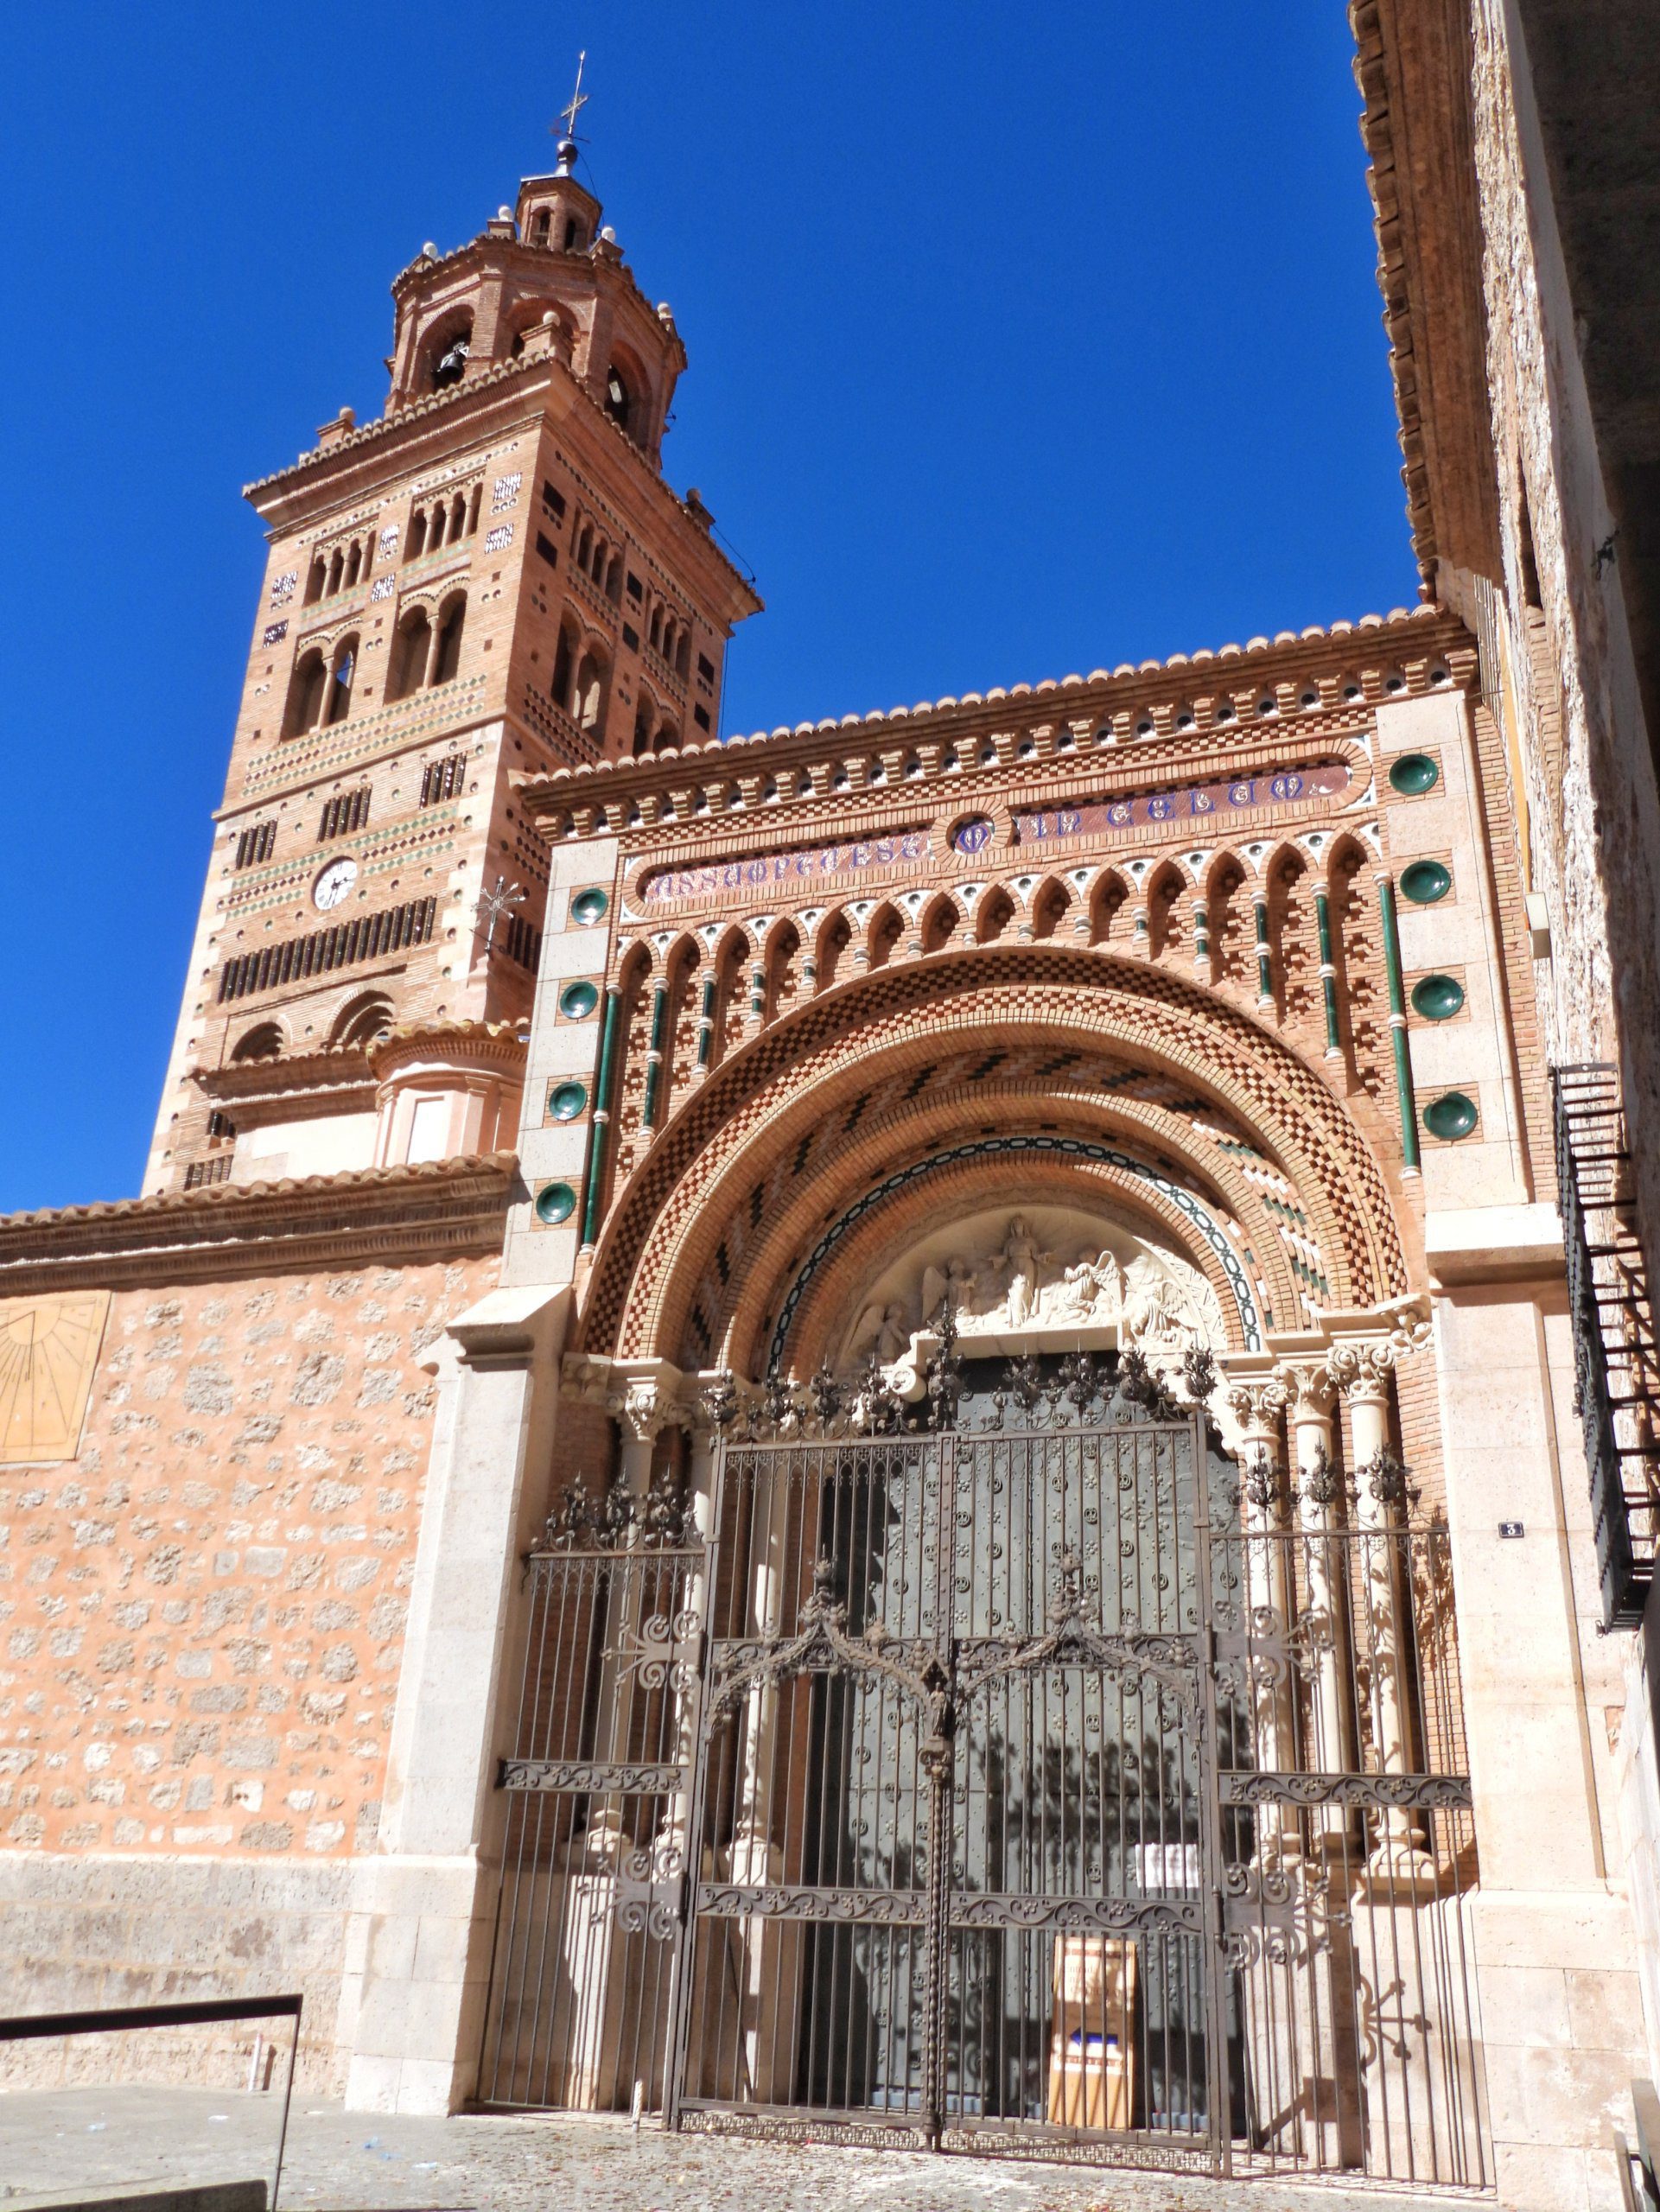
477,1479 -> 703,2113
670,1357 -> 1228,2169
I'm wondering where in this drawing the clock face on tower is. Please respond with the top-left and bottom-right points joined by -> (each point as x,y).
312,857 -> 359,911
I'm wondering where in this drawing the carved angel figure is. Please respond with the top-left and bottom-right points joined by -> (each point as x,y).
1059,1248 -> 1123,1322
1122,1255 -> 1193,1350
919,1255 -> 980,1329
847,1300 -> 912,1366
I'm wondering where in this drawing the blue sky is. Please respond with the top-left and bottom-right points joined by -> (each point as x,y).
0,3 -> 1416,1214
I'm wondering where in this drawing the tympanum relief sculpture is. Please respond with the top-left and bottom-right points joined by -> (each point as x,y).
839,1205 -> 1227,1376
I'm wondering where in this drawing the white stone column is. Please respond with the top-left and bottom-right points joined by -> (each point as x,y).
340,1284 -> 569,2116
727,1403 -> 797,2103
1327,1338 -> 1435,1885
1280,1359 -> 1358,1828
1224,1376 -> 1294,1858
661,1412 -> 719,1861
555,1370 -> 692,2113
1225,1369 -> 1359,2165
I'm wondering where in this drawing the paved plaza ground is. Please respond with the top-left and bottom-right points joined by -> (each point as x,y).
3,2088 -> 1480,2212
273,2105 -> 1474,2212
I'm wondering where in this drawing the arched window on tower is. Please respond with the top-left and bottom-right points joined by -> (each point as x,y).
431,595 -> 466,686
550,614 -> 577,712
604,363 -> 631,430
283,650 -> 328,737
530,208 -> 550,246
304,556 -> 326,606
430,325 -> 471,391
332,993 -> 395,1050
387,607 -> 431,702
322,635 -> 358,725
343,540 -> 362,591
573,645 -> 607,734
231,1020 -> 284,1062
633,695 -> 655,759
407,507 -> 428,561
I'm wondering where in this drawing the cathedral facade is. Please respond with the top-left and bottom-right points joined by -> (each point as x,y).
3,16 -> 1658,2208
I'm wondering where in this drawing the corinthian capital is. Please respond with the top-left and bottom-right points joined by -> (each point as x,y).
607,1381 -> 670,1446
1224,1376 -> 1288,1436
1326,1338 -> 1396,1407
607,1375 -> 696,1445
1276,1360 -> 1336,1421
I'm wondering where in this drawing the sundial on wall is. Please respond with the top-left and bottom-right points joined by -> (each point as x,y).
0,1291 -> 111,1465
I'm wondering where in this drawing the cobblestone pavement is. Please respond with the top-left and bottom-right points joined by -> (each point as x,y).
3,2089 -> 1472,2212
277,2104 -> 1460,2212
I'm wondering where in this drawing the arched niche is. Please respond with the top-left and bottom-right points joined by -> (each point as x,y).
819,1197 -> 1238,1378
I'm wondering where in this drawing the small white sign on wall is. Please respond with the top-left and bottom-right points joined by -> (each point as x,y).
1131,1841 -> 1201,1891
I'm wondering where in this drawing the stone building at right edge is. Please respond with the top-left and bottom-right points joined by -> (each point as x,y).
1352,0 -> 1660,2158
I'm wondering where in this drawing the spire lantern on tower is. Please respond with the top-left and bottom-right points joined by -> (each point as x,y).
512,54 -> 602,263
553,48 -> 588,179
381,52 -> 692,464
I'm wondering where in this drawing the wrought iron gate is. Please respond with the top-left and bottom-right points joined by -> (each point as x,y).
481,1350 -> 1486,2186
478,1486 -> 703,2112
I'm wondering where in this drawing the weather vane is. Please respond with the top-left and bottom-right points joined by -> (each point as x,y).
556,51 -> 589,149
477,874 -> 527,955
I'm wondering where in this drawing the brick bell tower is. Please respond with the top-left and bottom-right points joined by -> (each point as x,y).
143,110 -> 761,1196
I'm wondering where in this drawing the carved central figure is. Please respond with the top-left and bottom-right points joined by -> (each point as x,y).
840,1203 -> 1228,1374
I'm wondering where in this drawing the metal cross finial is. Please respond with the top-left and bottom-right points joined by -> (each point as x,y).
477,874 -> 526,954
556,51 -> 589,147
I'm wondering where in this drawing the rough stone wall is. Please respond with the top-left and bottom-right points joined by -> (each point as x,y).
0,1254 -> 497,1865
0,1853 -> 355,2089
1461,0 -> 1660,2093
1466,0 -> 1660,1254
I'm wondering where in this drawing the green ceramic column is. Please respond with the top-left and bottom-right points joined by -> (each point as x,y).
1377,876 -> 1421,1173
1253,890 -> 1273,1007
641,984 -> 669,1130
695,976 -> 716,1069
580,983 -> 623,1249
1314,888 -> 1341,1058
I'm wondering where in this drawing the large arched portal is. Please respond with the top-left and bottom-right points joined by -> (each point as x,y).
480,942 -> 1482,2183
580,944 -> 1410,1378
